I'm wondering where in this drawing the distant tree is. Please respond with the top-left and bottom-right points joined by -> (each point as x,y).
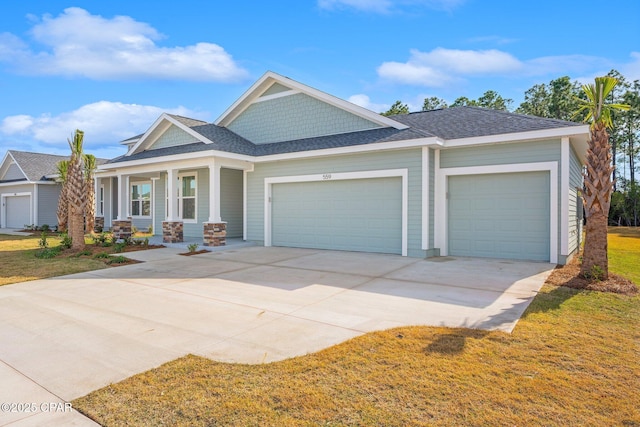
575,76 -> 629,280
381,100 -> 409,116
55,160 -> 69,232
516,76 -> 582,121
84,154 -> 97,234
450,90 -> 512,111
422,97 -> 448,111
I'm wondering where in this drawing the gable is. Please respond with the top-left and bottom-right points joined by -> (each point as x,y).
261,82 -> 291,97
147,124 -> 200,151
227,92 -> 382,144
1,162 -> 26,181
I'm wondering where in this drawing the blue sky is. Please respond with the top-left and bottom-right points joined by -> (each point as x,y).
1,0 -> 638,159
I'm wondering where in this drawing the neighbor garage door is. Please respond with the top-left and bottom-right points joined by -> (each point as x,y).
448,171 -> 550,261
272,177 -> 402,254
5,195 -> 30,229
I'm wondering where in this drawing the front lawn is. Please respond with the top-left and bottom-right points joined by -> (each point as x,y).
73,228 -> 640,426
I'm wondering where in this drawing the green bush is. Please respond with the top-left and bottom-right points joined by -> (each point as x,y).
59,232 -> 72,249
187,243 -> 199,253
113,242 -> 127,253
107,255 -> 129,264
38,232 -> 48,249
40,224 -> 50,232
93,252 -> 111,259
35,246 -> 62,259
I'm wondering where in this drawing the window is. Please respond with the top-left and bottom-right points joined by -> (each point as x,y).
99,185 -> 104,216
179,174 -> 196,221
130,182 -> 151,217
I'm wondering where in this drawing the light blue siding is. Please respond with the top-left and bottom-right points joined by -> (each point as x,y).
440,140 -> 561,168
220,168 -> 243,238
183,168 -> 209,238
0,183 -> 33,227
3,163 -> 25,180
228,93 -> 382,144
37,184 -> 61,227
448,172 -> 550,261
149,125 -> 198,150
272,178 -> 402,254
246,149 -> 424,257
568,146 -> 583,255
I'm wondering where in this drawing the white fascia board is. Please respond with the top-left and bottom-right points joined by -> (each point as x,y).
98,155 -> 254,176
443,125 -> 590,148
0,180 -> 37,187
126,114 -> 216,157
0,151 -> 12,179
98,151 -> 255,173
1,151 -> 28,181
215,71 -> 409,130
120,138 -> 140,145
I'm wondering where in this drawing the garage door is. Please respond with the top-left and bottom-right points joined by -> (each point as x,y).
448,172 -> 550,261
5,195 -> 30,229
272,177 -> 402,254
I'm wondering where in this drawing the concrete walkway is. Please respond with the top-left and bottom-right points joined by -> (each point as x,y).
0,246 -> 554,426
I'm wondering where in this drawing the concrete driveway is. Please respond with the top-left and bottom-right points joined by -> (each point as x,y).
0,246 -> 554,426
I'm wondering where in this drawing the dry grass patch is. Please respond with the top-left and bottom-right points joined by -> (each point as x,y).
74,235 -> 640,426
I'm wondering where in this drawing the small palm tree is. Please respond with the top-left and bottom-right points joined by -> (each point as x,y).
66,130 -> 87,250
84,154 -> 97,234
55,160 -> 69,232
575,77 -> 629,279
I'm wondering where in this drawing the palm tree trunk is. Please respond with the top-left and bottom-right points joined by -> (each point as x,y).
581,211 -> 608,279
69,208 -> 85,250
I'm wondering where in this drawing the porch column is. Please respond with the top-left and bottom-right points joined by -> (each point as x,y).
113,174 -> 132,239
208,160 -> 222,223
94,177 -> 104,232
166,168 -> 178,221
204,160 -> 226,246
163,168 -> 183,243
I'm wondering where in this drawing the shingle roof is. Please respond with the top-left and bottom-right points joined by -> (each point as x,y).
7,151 -> 69,181
4,151 -> 109,182
108,106 -> 585,164
168,114 -> 208,128
390,106 -> 583,140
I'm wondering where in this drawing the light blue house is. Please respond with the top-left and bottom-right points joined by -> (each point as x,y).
96,71 -> 589,264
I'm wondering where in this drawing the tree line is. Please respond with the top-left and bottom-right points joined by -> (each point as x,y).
382,70 -> 640,226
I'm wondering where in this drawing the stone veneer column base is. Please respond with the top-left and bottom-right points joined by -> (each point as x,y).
203,222 -> 226,246
94,216 -> 105,233
112,219 -> 132,240
163,221 -> 184,243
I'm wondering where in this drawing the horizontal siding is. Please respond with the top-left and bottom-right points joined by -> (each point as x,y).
440,140 -> 561,168
37,184 -> 61,227
568,146 -> 583,255
4,163 -> 25,180
0,183 -> 34,226
220,168 -> 243,238
183,168 -> 209,238
246,148 -> 424,257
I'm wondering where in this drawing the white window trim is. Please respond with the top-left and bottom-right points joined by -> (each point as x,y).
178,172 -> 197,223
264,169 -> 408,256
434,160 -> 558,264
98,184 -> 105,217
130,181 -> 152,219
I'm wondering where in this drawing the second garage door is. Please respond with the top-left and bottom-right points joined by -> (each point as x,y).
271,177 -> 402,254
448,171 -> 550,261
5,195 -> 31,229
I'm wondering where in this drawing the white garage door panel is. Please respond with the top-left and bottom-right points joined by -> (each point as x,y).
448,172 -> 550,261
272,177 -> 402,254
5,195 -> 31,229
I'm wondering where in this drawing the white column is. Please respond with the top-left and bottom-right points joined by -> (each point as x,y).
208,160 -> 222,223
151,177 -> 159,230
33,184 -> 38,226
166,169 -> 178,221
117,174 -> 124,220
125,175 -> 130,218
94,178 -> 100,217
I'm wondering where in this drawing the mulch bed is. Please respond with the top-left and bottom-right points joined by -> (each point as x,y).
546,256 -> 638,295
179,249 -> 209,256
64,243 -> 165,267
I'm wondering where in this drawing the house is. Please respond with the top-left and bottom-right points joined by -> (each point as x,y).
96,71 -> 589,264
0,151 -> 68,229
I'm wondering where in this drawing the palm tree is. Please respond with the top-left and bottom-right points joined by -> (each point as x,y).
55,160 -> 69,232
84,154 -> 97,234
575,77 -> 629,279
66,130 -> 87,250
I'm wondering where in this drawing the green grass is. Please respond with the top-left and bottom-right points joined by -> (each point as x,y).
0,234 -> 107,286
73,229 -> 640,426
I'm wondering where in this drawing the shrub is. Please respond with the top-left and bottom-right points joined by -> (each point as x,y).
59,232 -> 72,249
93,252 -> 111,259
40,224 -> 50,232
132,225 -> 139,234
187,243 -> 199,253
35,246 -> 61,259
107,255 -> 129,264
38,232 -> 48,249
113,242 -> 127,253
147,225 -> 153,234
75,250 -> 92,257
143,237 -> 149,248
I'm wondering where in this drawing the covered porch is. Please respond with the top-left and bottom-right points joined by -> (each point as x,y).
95,156 -> 252,247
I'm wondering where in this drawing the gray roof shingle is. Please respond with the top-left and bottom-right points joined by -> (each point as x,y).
108,106 -> 585,164
4,151 -> 108,182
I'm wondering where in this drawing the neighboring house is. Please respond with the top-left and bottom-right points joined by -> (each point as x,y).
0,151 -> 68,229
96,71 -> 589,264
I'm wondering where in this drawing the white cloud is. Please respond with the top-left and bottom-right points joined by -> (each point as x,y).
0,7 -> 248,82
318,0 -> 464,13
347,94 -> 389,113
1,101 -> 208,156
376,47 -> 615,87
